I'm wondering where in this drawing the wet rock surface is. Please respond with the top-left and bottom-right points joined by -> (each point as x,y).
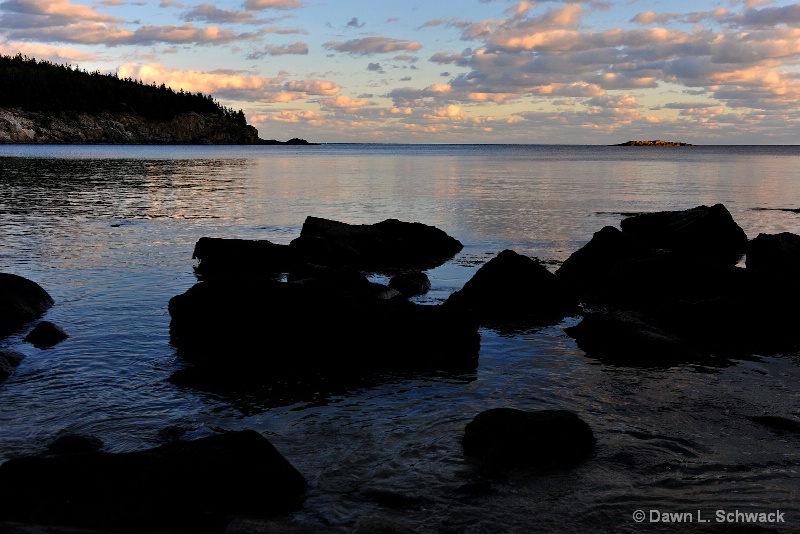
0,430 -> 307,531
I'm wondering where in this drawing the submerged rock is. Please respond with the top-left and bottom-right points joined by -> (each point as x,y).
445,249 -> 579,324
462,408 -> 595,470
0,273 -> 54,335
0,430 -> 307,531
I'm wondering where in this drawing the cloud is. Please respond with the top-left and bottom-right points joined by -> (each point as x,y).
418,17 -> 471,30
319,95 -> 372,110
242,0 -> 303,10
322,36 -> 422,56
181,4 -> 258,24
346,17 -> 364,28
729,4 -> 800,28
248,41 -> 308,58
117,63 -> 339,104
0,41 -> 104,65
367,62 -> 383,72
0,0 -> 122,24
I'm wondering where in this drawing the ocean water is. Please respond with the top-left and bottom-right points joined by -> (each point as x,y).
1,144 -> 799,533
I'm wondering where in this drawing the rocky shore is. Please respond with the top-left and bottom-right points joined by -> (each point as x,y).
0,107 -> 309,145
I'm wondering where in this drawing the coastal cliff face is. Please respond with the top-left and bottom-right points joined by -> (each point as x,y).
0,107 -> 263,144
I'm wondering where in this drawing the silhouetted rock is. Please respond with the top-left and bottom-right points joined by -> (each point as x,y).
0,430 -> 307,531
565,310 -> 703,367
0,273 -> 54,335
168,277 -> 480,384
619,203 -> 747,265
192,236 -> 292,279
0,348 -> 25,382
746,232 -> 800,276
290,216 -> 463,270
555,226 -> 653,301
388,270 -> 431,297
462,408 -> 595,470
445,249 -> 579,324
46,434 -> 104,455
24,320 -> 68,349
288,263 -> 401,300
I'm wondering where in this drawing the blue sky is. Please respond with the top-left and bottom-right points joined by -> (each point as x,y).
2,0 -> 800,143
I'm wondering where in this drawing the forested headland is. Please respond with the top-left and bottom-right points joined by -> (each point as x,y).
1,53 -> 247,125
0,54 -> 308,144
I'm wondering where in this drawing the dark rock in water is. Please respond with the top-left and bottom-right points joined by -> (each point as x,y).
168,277 -> 480,384
0,348 -> 25,382
565,310 -> 702,367
746,232 -> 800,276
288,263 -> 401,300
0,430 -> 307,530
619,203 -> 747,265
462,408 -> 595,470
290,216 -> 463,270
192,236 -> 292,279
24,320 -> 68,349
0,273 -> 54,335
555,226 -> 654,301
46,433 -> 104,455
445,249 -> 579,323
388,270 -> 431,297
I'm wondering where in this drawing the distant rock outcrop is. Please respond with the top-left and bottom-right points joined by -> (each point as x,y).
612,140 -> 694,146
0,107 -> 309,145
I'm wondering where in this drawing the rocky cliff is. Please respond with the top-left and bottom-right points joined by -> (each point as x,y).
0,107 -> 266,144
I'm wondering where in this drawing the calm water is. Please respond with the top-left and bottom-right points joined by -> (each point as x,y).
1,144 -> 799,533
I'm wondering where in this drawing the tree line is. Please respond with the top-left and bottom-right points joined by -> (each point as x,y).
0,53 -> 248,126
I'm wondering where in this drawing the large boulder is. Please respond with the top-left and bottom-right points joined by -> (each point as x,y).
555,226 -> 654,300
746,232 -> 800,276
462,408 -> 595,470
168,277 -> 480,385
445,249 -> 579,324
619,203 -> 747,265
289,217 -> 463,270
0,273 -> 54,335
0,430 -> 307,531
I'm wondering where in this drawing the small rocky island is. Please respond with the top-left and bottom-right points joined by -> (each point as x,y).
612,140 -> 694,146
0,54 -> 310,145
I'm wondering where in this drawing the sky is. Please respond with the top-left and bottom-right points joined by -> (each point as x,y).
1,0 -> 800,144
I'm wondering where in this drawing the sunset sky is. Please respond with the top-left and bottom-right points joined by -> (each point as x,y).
2,0 -> 800,144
